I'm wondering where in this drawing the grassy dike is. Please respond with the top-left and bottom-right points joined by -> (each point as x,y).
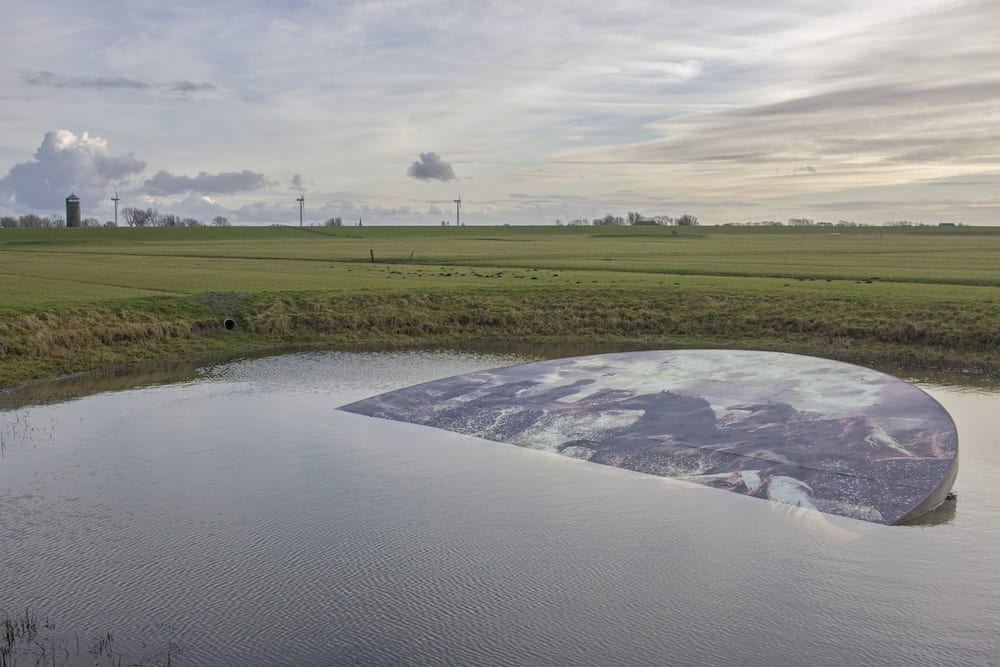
2,224 -> 999,387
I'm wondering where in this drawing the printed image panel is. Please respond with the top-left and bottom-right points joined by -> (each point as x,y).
340,350 -> 959,524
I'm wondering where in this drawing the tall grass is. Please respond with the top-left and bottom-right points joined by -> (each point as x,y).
0,608 -> 175,667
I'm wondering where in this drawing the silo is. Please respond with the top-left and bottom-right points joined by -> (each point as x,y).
65,193 -> 81,227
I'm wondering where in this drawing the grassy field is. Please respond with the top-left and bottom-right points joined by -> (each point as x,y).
2,224 -> 999,386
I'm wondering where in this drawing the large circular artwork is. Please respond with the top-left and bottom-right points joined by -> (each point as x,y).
341,350 -> 959,524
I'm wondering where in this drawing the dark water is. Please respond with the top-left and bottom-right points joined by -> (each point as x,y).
1,351 -> 999,665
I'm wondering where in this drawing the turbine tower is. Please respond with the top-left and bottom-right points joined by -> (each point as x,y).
297,194 -> 305,227
111,189 -> 120,227
454,196 -> 461,227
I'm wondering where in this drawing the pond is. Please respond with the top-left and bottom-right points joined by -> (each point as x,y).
1,350 -> 999,665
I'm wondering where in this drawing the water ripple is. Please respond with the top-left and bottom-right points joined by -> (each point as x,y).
2,352 -> 998,665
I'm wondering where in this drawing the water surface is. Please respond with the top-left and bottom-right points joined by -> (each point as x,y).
1,351 -> 998,665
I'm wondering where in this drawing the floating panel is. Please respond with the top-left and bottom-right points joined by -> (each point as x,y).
340,350 -> 958,524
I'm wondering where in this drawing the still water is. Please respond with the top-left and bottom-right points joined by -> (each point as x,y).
1,350 -> 999,665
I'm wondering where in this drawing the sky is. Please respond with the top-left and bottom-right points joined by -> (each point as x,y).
1,0 -> 998,226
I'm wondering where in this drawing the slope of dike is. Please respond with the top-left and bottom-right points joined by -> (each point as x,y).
2,287 -> 999,389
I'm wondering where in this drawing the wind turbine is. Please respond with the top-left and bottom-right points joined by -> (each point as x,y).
454,195 -> 462,227
111,189 -> 120,227
296,194 -> 304,227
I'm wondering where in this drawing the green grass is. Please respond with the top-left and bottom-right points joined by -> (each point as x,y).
2,224 -> 999,386
5,223 -> 999,284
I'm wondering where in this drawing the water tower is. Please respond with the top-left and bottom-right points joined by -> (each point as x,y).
65,193 -> 81,227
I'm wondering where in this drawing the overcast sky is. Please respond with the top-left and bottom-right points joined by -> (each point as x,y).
1,0 -> 998,225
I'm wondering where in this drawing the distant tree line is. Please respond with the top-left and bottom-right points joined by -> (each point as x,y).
556,212 -> 699,227
1,213 -> 79,228
326,217 -> 369,227
121,207 -> 230,227
723,219 -> 866,227
0,210 -> 232,228
722,218 -> 965,227
881,220 -> 964,227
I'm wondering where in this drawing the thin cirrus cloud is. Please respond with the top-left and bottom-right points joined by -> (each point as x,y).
1,1 -> 998,223
22,70 -> 216,95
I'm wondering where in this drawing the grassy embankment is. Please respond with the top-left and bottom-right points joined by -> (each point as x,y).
1,224 -> 999,386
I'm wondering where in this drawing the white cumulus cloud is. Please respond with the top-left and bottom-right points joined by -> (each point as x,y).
0,129 -> 146,211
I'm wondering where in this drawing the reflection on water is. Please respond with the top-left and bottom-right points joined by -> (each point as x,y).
2,350 -> 999,665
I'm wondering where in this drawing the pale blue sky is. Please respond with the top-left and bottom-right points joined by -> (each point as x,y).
1,0 -> 998,225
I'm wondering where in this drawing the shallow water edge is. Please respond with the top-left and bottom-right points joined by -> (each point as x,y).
3,340 -> 998,411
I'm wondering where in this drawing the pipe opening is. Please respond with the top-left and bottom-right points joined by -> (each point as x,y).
223,318 -> 237,331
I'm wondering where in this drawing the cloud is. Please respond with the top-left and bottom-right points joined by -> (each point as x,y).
23,70 -> 216,95
143,169 -> 272,196
23,70 -> 149,90
162,193 -> 229,220
290,174 -> 305,191
227,198 -> 433,224
735,80 -> 1000,119
5,2 -> 1000,225
165,81 -> 216,93
0,129 -> 146,210
406,152 -> 456,181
